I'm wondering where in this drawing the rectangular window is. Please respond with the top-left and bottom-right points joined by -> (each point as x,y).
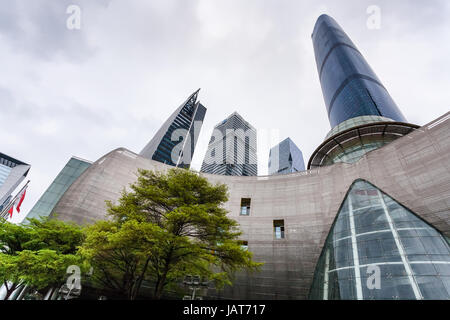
240,198 -> 251,216
239,240 -> 248,251
274,220 -> 285,239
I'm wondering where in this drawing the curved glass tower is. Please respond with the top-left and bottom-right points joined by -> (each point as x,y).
308,15 -> 417,169
312,14 -> 406,128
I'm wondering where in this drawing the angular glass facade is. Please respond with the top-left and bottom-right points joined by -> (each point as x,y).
140,90 -> 206,169
0,164 -> 12,188
312,15 -> 407,128
309,180 -> 450,300
0,153 -> 30,211
268,137 -> 305,175
24,157 -> 91,221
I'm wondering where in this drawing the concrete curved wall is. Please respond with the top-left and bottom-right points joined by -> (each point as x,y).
51,112 -> 450,299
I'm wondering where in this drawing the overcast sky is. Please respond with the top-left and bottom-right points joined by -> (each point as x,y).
1,0 -> 449,223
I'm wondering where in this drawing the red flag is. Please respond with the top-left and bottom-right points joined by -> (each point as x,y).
8,204 -> 14,218
16,189 -> 27,213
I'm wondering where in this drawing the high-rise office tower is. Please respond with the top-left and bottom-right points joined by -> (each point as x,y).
268,138 -> 305,175
24,156 -> 91,222
312,14 -> 406,128
201,112 -> 257,176
140,89 -> 206,169
308,15 -> 417,169
0,153 -> 30,212
307,15 -> 450,300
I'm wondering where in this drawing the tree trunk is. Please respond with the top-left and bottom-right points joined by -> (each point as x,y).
154,273 -> 167,300
154,247 -> 174,300
3,282 -> 17,301
130,257 -> 151,300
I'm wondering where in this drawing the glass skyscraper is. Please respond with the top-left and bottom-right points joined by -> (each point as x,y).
308,15 -> 450,300
312,14 -> 407,128
308,15 -> 418,169
201,112 -> 257,176
140,89 -> 206,169
0,153 -> 30,212
24,156 -> 91,222
268,137 -> 305,175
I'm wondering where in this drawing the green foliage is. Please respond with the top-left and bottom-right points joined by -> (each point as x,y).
24,218 -> 84,254
81,168 -> 262,300
0,217 -> 83,255
0,254 -> 23,287
0,217 -> 85,299
0,220 -> 34,255
14,249 -> 82,290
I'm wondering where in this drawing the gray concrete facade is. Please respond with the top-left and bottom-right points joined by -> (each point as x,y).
50,112 -> 450,299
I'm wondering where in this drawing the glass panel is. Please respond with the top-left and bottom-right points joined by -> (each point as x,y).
309,180 -> 450,300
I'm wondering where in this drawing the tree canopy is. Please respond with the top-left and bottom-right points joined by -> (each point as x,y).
0,217 -> 84,300
80,168 -> 262,299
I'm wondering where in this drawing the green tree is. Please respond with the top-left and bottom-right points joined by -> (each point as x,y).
0,254 -> 23,300
80,219 -> 164,300
0,218 -> 84,300
15,249 -> 82,291
80,168 -> 262,300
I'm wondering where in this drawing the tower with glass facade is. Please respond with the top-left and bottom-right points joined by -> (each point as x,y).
312,14 -> 406,128
140,89 -> 206,169
201,112 -> 257,176
0,153 -> 30,212
307,15 -> 450,300
309,15 -> 418,169
268,137 -> 305,175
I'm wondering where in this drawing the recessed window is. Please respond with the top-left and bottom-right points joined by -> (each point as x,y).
274,220 -> 285,239
240,198 -> 251,216
240,241 -> 248,251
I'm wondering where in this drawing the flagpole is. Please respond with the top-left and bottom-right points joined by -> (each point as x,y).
0,180 -> 30,220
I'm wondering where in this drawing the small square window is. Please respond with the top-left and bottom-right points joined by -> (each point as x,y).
240,241 -> 248,251
273,220 -> 285,239
240,198 -> 251,216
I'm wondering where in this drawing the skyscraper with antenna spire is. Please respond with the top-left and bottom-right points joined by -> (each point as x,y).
140,89 -> 206,168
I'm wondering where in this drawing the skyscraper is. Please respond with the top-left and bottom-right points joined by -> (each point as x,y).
268,138 -> 305,175
140,89 -> 206,169
201,112 -> 257,176
307,15 -> 450,300
24,156 -> 91,222
312,14 -> 407,128
0,153 -> 30,212
308,15 -> 417,169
